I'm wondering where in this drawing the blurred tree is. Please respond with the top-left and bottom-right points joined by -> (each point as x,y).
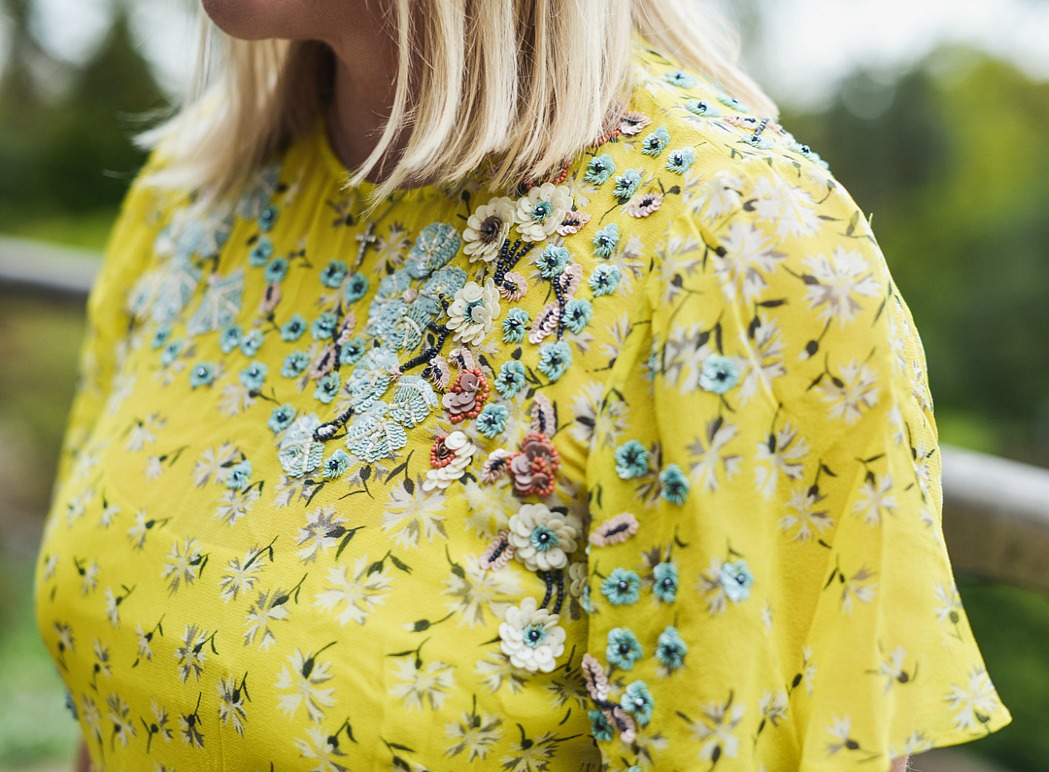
0,1 -> 166,218
0,0 -> 56,206
36,6 -> 166,209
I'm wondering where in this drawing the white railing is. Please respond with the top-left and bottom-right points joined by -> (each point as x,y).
942,445 -> 1049,593
0,236 -> 100,299
3,237 -> 1048,594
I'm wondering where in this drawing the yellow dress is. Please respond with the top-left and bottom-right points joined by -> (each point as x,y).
34,40 -> 1010,771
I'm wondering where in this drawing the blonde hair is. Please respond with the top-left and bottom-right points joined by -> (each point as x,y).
143,0 -> 776,205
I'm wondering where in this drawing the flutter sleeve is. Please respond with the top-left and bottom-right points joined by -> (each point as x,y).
581,153 -> 1010,770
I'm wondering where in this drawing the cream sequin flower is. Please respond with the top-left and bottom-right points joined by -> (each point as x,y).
446,280 -> 500,346
568,562 -> 588,598
507,503 -> 579,572
463,197 -> 516,263
514,183 -> 572,242
498,596 -> 566,673
423,431 -> 476,492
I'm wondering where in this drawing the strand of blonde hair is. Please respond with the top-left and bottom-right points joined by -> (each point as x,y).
140,0 -> 777,207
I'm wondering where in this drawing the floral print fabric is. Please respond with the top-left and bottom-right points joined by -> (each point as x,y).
34,39 -> 1008,771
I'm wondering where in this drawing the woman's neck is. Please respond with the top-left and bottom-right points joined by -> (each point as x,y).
323,6 -> 408,182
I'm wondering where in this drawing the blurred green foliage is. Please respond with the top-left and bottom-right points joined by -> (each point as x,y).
0,294 -> 85,767
0,553 -> 79,766
960,580 -> 1049,770
0,1 -> 163,235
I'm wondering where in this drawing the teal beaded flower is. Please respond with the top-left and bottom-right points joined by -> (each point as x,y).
601,568 -> 641,606
585,154 -> 616,185
656,626 -> 688,671
606,628 -> 643,670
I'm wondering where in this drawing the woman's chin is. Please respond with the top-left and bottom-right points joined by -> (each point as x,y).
201,0 -> 298,40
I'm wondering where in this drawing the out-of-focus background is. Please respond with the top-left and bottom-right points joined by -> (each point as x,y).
1,0 -> 1047,769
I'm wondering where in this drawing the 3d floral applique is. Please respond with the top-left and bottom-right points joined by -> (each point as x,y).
479,531 -> 515,571
345,403 -> 409,463
600,568 -> 642,606
497,272 -> 528,301
494,360 -> 527,398
665,148 -> 696,175
585,154 -> 617,185
189,362 -> 218,389
626,190 -> 664,219
583,655 -> 639,744
268,405 -> 296,433
568,562 -> 588,599
480,449 -> 513,483
442,367 -> 491,424
514,183 -> 573,242
641,126 -> 671,157
665,69 -> 698,89
476,404 -> 510,438
582,653 -> 610,701
529,303 -> 561,345
534,244 -> 569,279
588,513 -> 640,547
606,627 -> 644,670
463,197 -> 516,262
501,309 -> 530,344
321,449 -> 352,480
699,354 -> 740,394
556,210 -> 591,236
507,503 -> 579,573
619,681 -> 655,726
718,93 -> 749,112
446,280 -> 501,345
651,562 -> 679,603
592,223 -> 620,257
507,433 -> 560,499
655,626 -> 689,672
257,274 -> 282,314
388,376 -> 440,427
405,221 -> 462,277
618,111 -> 651,136
613,170 -> 643,201
225,460 -> 253,491
498,596 -> 566,673
685,98 -> 721,117
424,354 -> 451,391
659,464 -> 691,504
537,341 -> 572,381
278,414 -> 325,477
614,440 -> 649,480
423,431 -> 477,492
563,298 -> 593,334
719,559 -> 755,603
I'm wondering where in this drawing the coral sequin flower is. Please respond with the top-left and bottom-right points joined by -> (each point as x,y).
507,432 -> 560,498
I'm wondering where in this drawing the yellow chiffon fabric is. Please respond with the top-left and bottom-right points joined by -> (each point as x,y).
35,40 -> 1009,771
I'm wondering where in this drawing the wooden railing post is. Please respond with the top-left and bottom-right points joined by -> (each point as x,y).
942,445 -> 1049,593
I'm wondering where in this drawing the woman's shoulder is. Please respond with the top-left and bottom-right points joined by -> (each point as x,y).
559,39 -> 856,276
553,41 -> 933,434
557,40 -> 885,324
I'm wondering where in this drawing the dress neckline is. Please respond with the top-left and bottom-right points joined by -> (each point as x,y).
310,111 -> 468,204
